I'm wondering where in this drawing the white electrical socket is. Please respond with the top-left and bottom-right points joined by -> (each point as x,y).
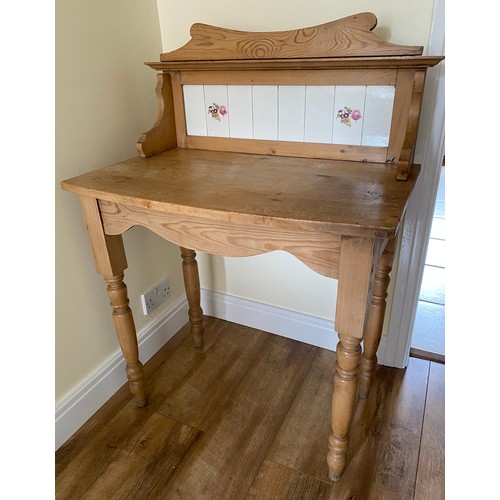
141,277 -> 171,315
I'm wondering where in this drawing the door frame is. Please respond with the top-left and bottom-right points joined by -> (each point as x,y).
379,0 -> 445,368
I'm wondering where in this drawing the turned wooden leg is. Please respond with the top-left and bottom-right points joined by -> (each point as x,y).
105,273 -> 147,406
327,236 -> 378,481
79,196 -> 147,407
180,247 -> 204,347
358,238 -> 396,399
327,333 -> 362,481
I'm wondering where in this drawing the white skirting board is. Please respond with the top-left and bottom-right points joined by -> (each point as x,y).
55,289 -> 389,450
200,289 -> 387,363
201,289 -> 339,351
55,296 -> 189,450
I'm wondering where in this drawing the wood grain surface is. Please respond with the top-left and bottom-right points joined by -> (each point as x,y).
159,13 -> 423,62
55,318 -> 444,499
61,149 -> 419,239
414,362 -> 445,499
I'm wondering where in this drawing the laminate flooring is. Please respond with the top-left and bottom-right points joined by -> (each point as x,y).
55,317 -> 445,499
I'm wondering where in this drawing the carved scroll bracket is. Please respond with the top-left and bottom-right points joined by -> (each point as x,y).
136,72 -> 177,157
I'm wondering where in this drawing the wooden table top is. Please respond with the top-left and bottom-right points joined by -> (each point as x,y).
61,148 -> 419,238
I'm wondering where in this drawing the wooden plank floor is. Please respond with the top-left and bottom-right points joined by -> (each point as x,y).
56,317 -> 444,499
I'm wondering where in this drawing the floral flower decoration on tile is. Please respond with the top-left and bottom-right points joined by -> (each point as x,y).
337,106 -> 362,127
208,103 -> 228,121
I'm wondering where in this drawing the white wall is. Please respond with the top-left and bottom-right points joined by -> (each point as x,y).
55,0 -> 185,404
156,0 -> 436,321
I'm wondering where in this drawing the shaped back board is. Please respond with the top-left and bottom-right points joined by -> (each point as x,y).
138,12 -> 443,180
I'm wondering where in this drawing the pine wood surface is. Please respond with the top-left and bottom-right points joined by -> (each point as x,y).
61,148 -> 419,239
147,57 -> 444,72
136,73 -> 177,158
56,317 -> 445,499
178,69 -> 397,86
182,136 -> 390,164
99,200 -> 343,279
158,13 -> 423,62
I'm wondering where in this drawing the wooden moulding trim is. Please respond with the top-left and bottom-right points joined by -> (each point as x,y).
179,68 -> 397,86
159,13 -> 423,62
185,136 -> 389,163
147,56 -> 443,72
99,200 -> 342,279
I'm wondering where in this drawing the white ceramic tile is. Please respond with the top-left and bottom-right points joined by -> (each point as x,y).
227,85 -> 253,139
361,85 -> 395,147
204,85 -> 230,138
304,86 -> 335,144
183,85 -> 208,136
252,85 -> 278,140
278,85 -> 306,142
332,86 -> 366,146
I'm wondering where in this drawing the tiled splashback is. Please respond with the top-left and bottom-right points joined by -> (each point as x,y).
183,85 -> 395,147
